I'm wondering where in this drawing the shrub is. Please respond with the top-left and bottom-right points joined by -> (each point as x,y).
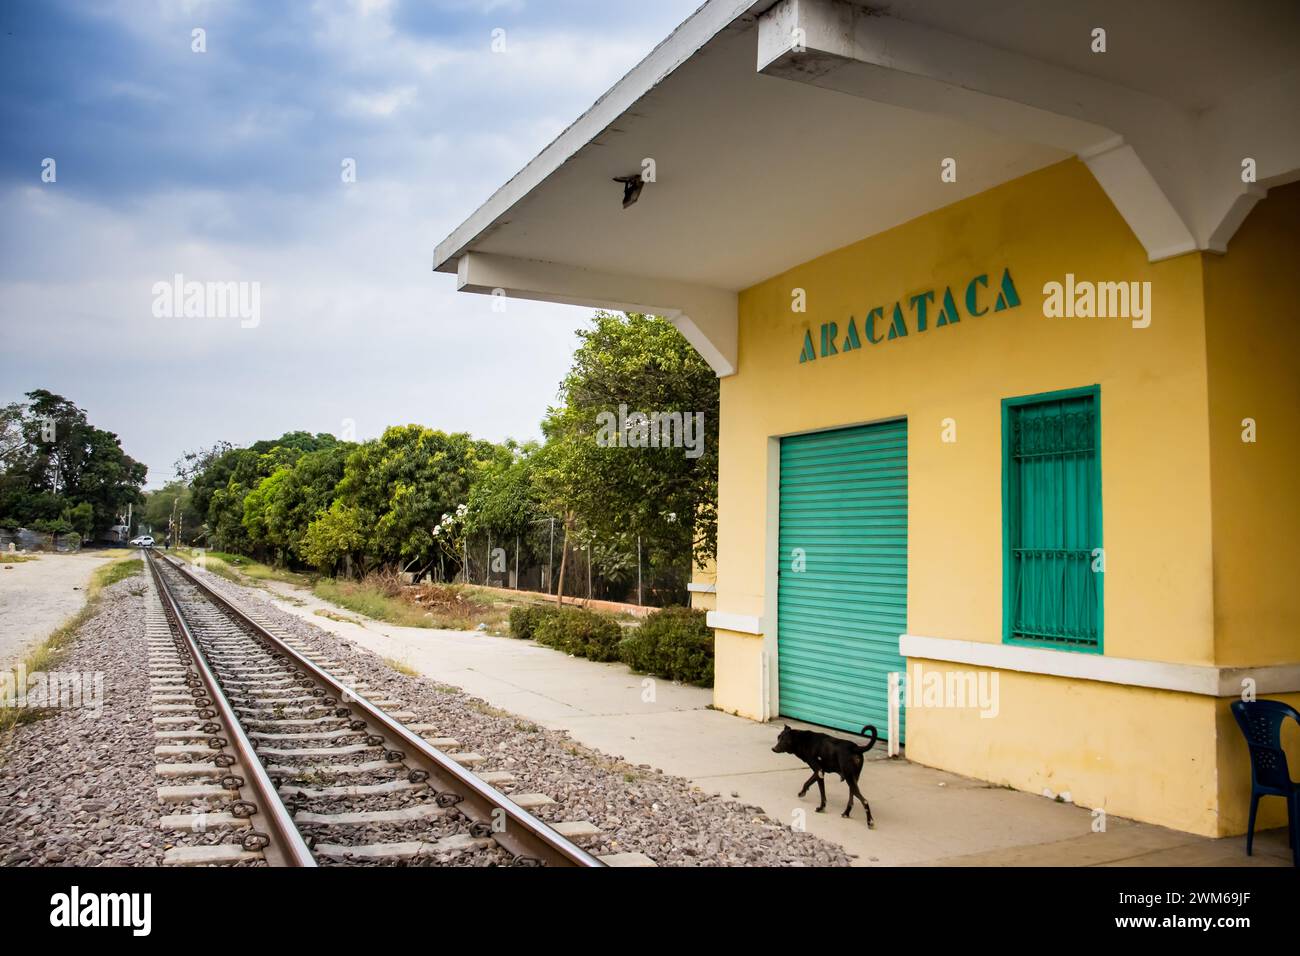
360,569 -> 405,598
532,608 -> 570,650
534,607 -> 623,662
508,606 -> 528,638
509,604 -> 559,641
656,617 -> 714,685
576,612 -> 624,663
32,517 -> 74,534
617,626 -> 658,674
620,607 -> 714,686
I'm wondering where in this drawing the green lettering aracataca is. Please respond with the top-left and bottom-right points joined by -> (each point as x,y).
799,267 -> 1020,363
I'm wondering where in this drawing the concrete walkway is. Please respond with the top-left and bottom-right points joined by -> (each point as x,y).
258,578 -> 1292,867
0,550 -> 119,670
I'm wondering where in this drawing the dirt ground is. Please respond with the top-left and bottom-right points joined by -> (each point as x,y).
0,550 -> 121,669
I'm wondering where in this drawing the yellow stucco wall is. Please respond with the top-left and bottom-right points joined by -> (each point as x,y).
1201,181 -> 1300,832
689,557 -> 718,611
714,630 -> 763,718
691,590 -> 718,612
905,661 -> 1299,836
710,159 -> 1297,835
719,157 -> 1215,662
907,662 -> 1222,834
1203,181 -> 1300,667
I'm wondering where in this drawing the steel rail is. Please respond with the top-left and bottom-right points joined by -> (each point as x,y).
155,550 -> 604,868
147,550 -> 318,867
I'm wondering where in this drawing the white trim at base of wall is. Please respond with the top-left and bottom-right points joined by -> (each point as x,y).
706,611 -> 763,635
900,634 -> 1300,697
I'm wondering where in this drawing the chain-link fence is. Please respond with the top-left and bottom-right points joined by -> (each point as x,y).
420,519 -> 688,607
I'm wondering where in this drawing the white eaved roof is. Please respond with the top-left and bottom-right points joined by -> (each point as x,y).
434,0 -> 1300,375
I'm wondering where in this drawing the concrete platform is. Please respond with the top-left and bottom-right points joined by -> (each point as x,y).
259,579 -> 1293,868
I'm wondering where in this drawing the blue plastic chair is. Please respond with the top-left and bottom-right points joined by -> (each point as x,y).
1229,699 -> 1299,866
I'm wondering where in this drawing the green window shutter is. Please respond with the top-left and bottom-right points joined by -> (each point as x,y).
1002,387 -> 1102,651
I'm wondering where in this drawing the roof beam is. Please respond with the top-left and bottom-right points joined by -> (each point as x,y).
757,0 -> 1122,155
756,0 -> 1297,260
456,253 -> 738,376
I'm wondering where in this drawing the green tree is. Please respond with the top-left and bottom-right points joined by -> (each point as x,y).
301,500 -> 367,574
60,501 -> 94,540
267,443 -> 353,564
241,466 -> 291,556
0,390 -> 147,534
236,441 -> 353,565
334,426 -> 493,570
464,440 -> 542,540
540,312 -> 719,577
143,481 -> 202,546
193,432 -> 338,553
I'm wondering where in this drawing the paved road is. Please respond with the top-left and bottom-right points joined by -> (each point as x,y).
0,551 -> 120,669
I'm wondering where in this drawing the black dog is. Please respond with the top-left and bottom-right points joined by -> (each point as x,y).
772,724 -> 878,826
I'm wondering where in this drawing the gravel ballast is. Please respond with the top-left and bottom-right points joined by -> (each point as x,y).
0,572 -> 165,866
0,560 -> 853,867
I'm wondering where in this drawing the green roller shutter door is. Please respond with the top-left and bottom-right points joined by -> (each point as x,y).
777,419 -> 908,740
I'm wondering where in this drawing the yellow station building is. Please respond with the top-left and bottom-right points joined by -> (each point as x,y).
436,0 -> 1300,837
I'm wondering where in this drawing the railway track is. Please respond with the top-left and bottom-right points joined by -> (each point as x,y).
143,549 -> 606,867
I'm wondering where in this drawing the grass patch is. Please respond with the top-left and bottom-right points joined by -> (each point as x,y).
96,557 -> 144,589
314,608 -> 365,626
313,578 -> 435,628
170,548 -> 313,588
1,554 -> 39,564
467,699 -> 514,719
0,554 -> 142,736
406,582 -> 505,631
169,548 -> 242,584
304,565 -> 615,636
311,571 -> 535,632
383,657 -> 418,676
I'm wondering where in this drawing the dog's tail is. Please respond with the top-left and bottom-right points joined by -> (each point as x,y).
856,725 -> 878,753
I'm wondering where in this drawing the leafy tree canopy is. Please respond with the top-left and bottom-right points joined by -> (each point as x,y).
540,312 -> 718,565
0,390 -> 147,533
168,311 -> 719,603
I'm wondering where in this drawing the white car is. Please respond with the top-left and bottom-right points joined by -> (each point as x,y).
130,535 -> 154,548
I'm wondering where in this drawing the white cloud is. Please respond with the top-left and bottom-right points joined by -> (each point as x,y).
1,0 -> 704,485
343,85 -> 418,117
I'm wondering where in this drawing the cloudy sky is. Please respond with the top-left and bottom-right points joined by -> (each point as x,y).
0,0 -> 699,486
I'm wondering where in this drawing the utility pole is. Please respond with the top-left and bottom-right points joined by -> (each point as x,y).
548,518 -> 555,594
637,535 -> 643,606
514,535 -> 520,590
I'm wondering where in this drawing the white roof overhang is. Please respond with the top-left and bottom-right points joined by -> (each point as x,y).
434,0 -> 1300,375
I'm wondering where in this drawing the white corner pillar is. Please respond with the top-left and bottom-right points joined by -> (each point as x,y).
456,252 -> 738,377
